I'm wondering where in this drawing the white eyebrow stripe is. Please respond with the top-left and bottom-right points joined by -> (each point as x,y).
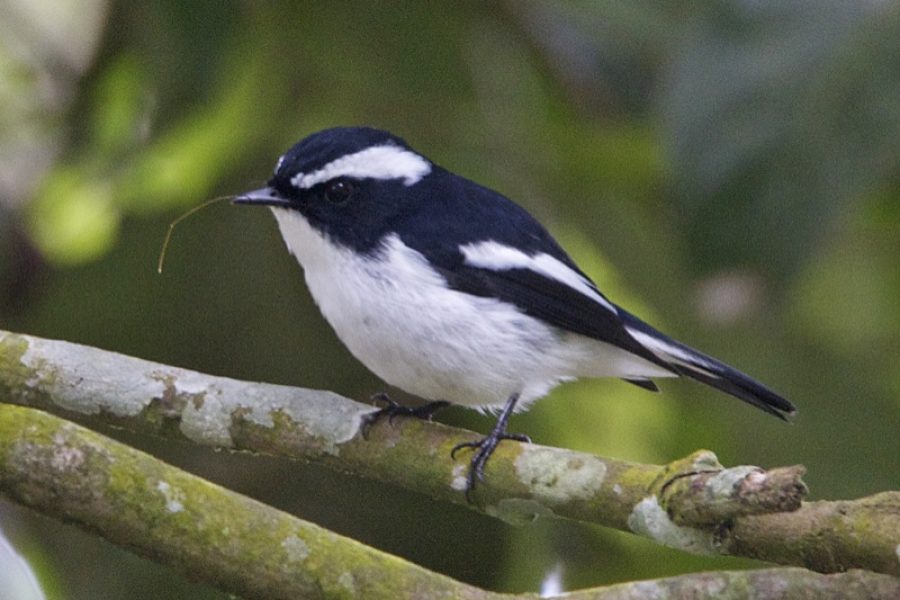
460,240 -> 618,314
290,145 -> 431,189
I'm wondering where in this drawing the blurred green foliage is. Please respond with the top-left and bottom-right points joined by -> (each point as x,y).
0,1 -> 898,598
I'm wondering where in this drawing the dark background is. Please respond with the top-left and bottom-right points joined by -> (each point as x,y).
1,1 -> 898,597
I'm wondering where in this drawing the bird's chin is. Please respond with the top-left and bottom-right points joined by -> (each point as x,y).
268,205 -> 292,216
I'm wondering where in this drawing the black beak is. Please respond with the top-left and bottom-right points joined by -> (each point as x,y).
232,187 -> 293,208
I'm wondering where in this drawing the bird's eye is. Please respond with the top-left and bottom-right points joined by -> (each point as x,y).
323,180 -> 354,204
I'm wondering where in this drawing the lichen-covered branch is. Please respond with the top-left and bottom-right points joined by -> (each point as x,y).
1,329 -> 899,577
562,568 -> 900,599
0,404 -> 492,600
2,405 -> 899,600
729,493 -> 900,577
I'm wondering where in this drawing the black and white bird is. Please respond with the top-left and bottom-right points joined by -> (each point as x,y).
235,126 -> 795,496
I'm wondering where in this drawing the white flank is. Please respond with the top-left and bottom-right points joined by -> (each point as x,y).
269,210 -> 672,408
460,240 -> 617,313
290,145 -> 431,189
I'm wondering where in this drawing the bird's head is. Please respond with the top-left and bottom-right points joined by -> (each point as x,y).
234,127 -> 434,252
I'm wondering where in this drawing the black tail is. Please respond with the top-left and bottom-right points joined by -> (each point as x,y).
620,311 -> 796,420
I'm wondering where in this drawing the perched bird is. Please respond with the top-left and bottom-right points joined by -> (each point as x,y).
234,126 -> 795,497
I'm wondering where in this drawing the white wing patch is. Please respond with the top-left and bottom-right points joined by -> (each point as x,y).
460,240 -> 618,314
290,145 -> 431,190
626,327 -> 719,378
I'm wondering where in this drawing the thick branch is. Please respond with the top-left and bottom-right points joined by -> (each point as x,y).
562,568 -> 900,599
2,405 -> 898,600
0,404 -> 491,600
2,330 -> 899,576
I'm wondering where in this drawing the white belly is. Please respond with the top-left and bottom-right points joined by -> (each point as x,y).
271,209 -> 670,409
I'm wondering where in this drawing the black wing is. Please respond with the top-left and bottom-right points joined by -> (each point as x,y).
433,260 -> 674,373
397,171 -> 794,418
398,171 -> 675,373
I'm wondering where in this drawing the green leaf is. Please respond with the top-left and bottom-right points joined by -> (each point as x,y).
27,167 -> 119,265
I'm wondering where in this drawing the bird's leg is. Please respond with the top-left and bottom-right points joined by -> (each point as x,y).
361,393 -> 450,438
451,393 -> 530,500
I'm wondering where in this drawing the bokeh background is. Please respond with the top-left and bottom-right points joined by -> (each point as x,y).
1,1 -> 899,598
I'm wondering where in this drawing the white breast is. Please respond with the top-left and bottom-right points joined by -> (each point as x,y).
269,208 -> 669,410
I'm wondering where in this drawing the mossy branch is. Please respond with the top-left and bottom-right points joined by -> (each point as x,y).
0,404 -> 489,600
2,404 -> 899,600
1,329 -> 899,578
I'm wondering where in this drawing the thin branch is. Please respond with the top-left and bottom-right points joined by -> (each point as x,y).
2,329 -> 899,577
2,404 -> 899,600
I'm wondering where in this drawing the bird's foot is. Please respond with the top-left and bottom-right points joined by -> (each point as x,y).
451,427 -> 530,501
361,393 -> 449,438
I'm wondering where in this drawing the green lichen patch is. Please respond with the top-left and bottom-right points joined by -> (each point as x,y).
0,410 -> 114,516
650,449 -> 724,510
690,450 -> 723,472
0,333 -> 43,406
653,450 -> 722,493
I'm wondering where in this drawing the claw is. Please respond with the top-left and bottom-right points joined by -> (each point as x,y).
449,393 -> 529,501
450,439 -> 479,460
361,394 -> 449,439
